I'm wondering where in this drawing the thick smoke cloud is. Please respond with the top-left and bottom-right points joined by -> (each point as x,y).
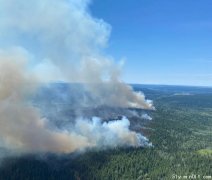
0,0 -> 153,155
0,49 -> 90,153
0,0 -> 153,109
0,49 -> 150,154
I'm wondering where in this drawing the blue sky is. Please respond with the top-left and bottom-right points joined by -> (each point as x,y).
91,0 -> 212,86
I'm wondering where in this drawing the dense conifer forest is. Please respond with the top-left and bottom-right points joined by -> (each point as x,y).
0,85 -> 211,180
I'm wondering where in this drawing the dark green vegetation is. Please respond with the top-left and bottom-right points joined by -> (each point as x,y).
0,85 -> 211,180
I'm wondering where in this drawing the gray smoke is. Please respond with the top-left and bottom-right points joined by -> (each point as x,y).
0,0 -> 153,155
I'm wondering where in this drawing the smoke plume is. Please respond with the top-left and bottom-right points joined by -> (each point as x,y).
0,0 -> 153,155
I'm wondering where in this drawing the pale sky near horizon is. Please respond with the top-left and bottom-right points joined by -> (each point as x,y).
91,0 -> 212,86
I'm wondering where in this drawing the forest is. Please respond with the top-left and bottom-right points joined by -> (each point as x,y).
0,85 -> 211,180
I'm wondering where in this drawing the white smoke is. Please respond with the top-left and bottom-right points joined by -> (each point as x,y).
141,114 -> 153,121
0,0 -> 153,109
74,116 -> 150,148
0,0 -> 153,155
